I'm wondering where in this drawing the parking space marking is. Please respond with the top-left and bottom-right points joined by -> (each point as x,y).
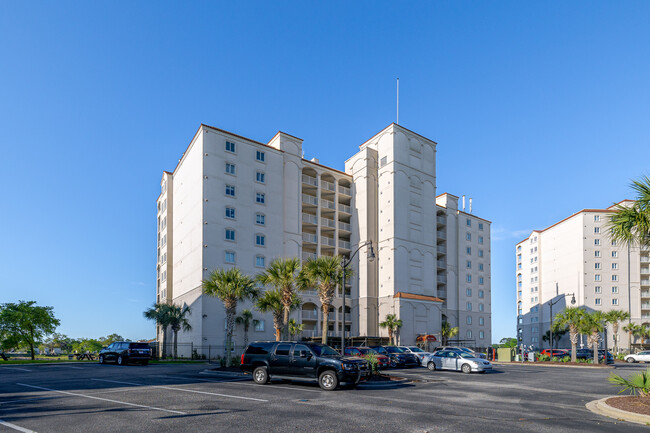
15,383 -> 186,415
154,375 -> 250,383
155,375 -> 324,393
0,368 -> 31,372
91,378 -> 268,402
0,419 -> 37,433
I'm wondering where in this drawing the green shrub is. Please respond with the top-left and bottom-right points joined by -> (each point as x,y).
616,353 -> 626,361
609,369 -> 650,396
363,352 -> 380,374
561,356 -> 570,363
538,353 -> 550,362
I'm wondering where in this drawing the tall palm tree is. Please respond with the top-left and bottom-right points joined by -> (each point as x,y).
202,268 -> 258,367
255,289 -> 298,341
580,311 -> 605,364
288,318 -> 304,339
379,314 -> 403,345
623,323 -> 640,350
440,321 -> 459,346
608,176 -> 650,248
235,309 -> 258,348
553,307 -> 585,363
300,256 -> 343,345
166,304 -> 192,359
257,258 -> 303,340
603,310 -> 631,354
542,328 -> 567,347
143,303 -> 171,359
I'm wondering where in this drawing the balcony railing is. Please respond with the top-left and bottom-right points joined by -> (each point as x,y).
302,289 -> 318,296
437,216 -> 446,225
338,221 -> 351,232
642,280 -> 650,286
437,289 -> 447,298
302,194 -> 318,206
437,274 -> 447,283
321,217 -> 335,228
338,185 -> 351,196
302,174 -> 318,187
338,203 -> 351,214
642,257 -> 650,263
321,199 -> 336,210
437,245 -> 447,254
321,180 -> 336,192
302,213 -> 318,224
437,231 -> 446,240
642,267 -> 650,274
339,240 -> 351,250
642,304 -> 650,310
437,260 -> 446,269
321,236 -> 336,247
302,310 -> 319,320
302,252 -> 317,261
302,233 -> 318,244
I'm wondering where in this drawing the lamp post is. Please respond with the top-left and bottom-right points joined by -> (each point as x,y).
341,240 -> 375,352
549,284 -> 576,353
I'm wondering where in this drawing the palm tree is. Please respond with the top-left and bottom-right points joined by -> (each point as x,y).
256,289 -> 301,341
235,309 -> 257,348
603,310 -> 631,354
379,314 -> 403,345
553,307 -> 585,363
300,256 -> 343,345
202,268 -> 259,367
608,176 -> 650,248
580,311 -> 605,364
542,328 -> 567,347
257,258 -> 303,340
441,321 -> 459,346
288,318 -> 304,339
624,323 -> 640,350
143,303 -> 171,359
166,304 -> 192,359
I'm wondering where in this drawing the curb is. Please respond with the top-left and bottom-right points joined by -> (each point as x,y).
586,397 -> 650,425
492,361 -> 615,369
200,369 -> 249,378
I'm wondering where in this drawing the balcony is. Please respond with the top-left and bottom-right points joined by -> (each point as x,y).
303,233 -> 318,244
302,213 -> 318,225
642,280 -> 650,286
338,221 -> 351,232
321,199 -> 336,210
321,236 -> 336,247
642,267 -> 650,275
437,260 -> 446,269
436,215 -> 446,225
327,313 -> 336,322
321,217 -> 336,229
321,180 -> 336,192
302,194 -> 318,206
338,185 -> 351,196
437,231 -> 446,240
338,203 -> 351,214
642,291 -> 650,298
437,289 -> 447,299
339,240 -> 351,250
642,304 -> 650,310
437,274 -> 447,283
302,252 -> 317,261
302,310 -> 319,321
642,257 -> 650,263
437,245 -> 447,255
302,289 -> 318,296
302,174 -> 318,187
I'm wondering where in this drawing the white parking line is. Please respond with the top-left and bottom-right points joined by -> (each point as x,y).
154,374 -> 323,393
15,383 -> 186,415
0,419 -> 37,433
45,366 -> 84,370
91,378 -> 268,402
153,374 -> 250,383
0,368 -> 31,372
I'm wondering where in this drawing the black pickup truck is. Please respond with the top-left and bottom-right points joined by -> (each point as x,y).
240,341 -> 370,390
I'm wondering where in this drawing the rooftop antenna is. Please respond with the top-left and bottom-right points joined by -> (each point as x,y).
469,198 -> 473,214
462,195 -> 466,211
396,77 -> 399,125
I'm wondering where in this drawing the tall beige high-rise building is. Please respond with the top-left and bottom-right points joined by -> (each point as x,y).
515,201 -> 649,350
156,123 -> 491,354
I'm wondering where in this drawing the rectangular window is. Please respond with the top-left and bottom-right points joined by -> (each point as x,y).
594,239 -> 601,246
225,207 -> 235,219
612,286 -> 619,293
225,251 -> 235,264
466,260 -> 472,269
595,274 -> 601,281
256,256 -> 265,267
254,320 -> 265,331
478,250 -> 484,258
466,302 -> 472,311
256,172 -> 265,183
466,275 -> 472,283
594,227 -> 600,234
225,229 -> 235,241
225,162 -> 236,175
479,331 -> 485,339
479,223 -> 484,231
479,263 -> 484,271
256,213 -> 265,225
612,263 -> 618,270
612,299 -> 619,305
467,316 -> 472,325
225,185 -> 235,197
595,263 -> 601,269
380,156 -> 387,167
612,251 -> 618,258
466,330 -> 472,339
595,286 -> 602,293
466,288 -> 472,297
612,275 -> 618,281
226,141 -> 236,153
256,235 -> 265,246
479,236 -> 484,244
612,240 -> 617,246
595,298 -> 601,305
256,193 -> 265,204
594,215 -> 600,222
595,251 -> 601,257
479,277 -> 484,285
479,317 -> 484,325
466,219 -> 471,227
479,303 -> 484,312
466,233 -> 471,241
256,150 -> 265,162
467,247 -> 472,255
478,290 -> 484,298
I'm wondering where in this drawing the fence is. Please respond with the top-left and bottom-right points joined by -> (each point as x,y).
149,342 -> 246,361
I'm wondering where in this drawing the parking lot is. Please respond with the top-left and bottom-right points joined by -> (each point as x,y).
1,362 -> 648,433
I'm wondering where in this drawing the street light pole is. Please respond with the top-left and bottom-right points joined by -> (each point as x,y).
341,240 -> 375,353
549,286 -> 576,353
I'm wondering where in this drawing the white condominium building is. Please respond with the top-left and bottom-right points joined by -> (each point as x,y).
156,123 -> 491,353
516,201 -> 649,350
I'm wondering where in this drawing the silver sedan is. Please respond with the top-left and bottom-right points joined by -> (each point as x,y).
422,350 -> 492,373
625,351 -> 650,363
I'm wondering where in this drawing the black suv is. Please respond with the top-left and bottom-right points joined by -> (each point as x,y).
369,346 -> 420,368
240,341 -> 370,390
99,342 -> 152,366
575,348 -> 614,364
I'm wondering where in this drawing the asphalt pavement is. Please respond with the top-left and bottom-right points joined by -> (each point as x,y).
1,361 -> 648,433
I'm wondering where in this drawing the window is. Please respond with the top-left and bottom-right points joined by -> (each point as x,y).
594,227 -> 600,234
531,297 -> 535,303
256,256 -> 265,267
466,302 -> 472,311
226,185 -> 235,197
612,263 -> 619,270
479,277 -> 484,285
478,290 -> 484,298
254,320 -> 265,331
466,275 -> 472,283
466,288 -> 472,297
225,251 -> 235,264
225,207 -> 235,219
612,240 -> 617,246
595,251 -> 601,257
466,330 -> 472,339
466,219 -> 471,227
595,286 -> 602,293
595,263 -> 601,269
380,156 -> 387,167
479,303 -> 484,312
256,193 -> 265,204
479,317 -> 484,325
478,250 -> 484,258
256,213 -> 265,225
612,286 -> 619,294
612,299 -> 619,305
479,236 -> 484,244
595,298 -> 601,305
466,260 -> 472,269
256,234 -> 265,246
612,251 -> 618,258
479,331 -> 484,339
225,162 -> 236,175
594,239 -> 601,246
517,246 -> 521,252
594,215 -> 600,222
226,141 -> 236,153
479,263 -> 484,271
518,263 -> 522,270
466,247 -> 472,255
479,223 -> 484,231
225,229 -> 235,241
256,172 -> 265,183
612,275 -> 618,282
256,150 -> 265,162
595,274 -> 601,281
466,233 -> 471,241
517,254 -> 522,262
467,316 -> 472,325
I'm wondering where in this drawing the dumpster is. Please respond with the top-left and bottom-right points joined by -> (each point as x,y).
497,347 -> 514,362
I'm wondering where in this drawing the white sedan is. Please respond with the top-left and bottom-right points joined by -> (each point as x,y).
625,351 -> 650,363
422,350 -> 493,373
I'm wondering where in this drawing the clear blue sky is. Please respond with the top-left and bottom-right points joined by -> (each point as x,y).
1,2 -> 649,344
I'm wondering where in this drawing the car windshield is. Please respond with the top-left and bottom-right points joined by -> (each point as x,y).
408,347 -> 424,352
130,343 -> 150,349
310,344 -> 340,357
459,353 -> 475,359
384,347 -> 404,353
459,348 -> 474,354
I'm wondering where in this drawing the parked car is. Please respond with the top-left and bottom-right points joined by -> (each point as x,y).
98,341 -> 151,366
624,351 -> 650,363
398,346 -> 432,362
422,350 -> 492,373
344,346 -> 389,368
433,346 -> 487,359
369,346 -> 420,368
575,348 -> 614,364
240,341 -> 370,390
540,349 -> 569,358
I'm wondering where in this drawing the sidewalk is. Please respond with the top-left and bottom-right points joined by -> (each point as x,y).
492,361 -> 615,369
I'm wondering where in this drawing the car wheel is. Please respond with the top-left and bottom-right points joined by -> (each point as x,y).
390,359 -> 397,368
461,364 -> 472,374
427,361 -> 436,371
117,355 -> 125,366
253,366 -> 269,384
627,357 -> 636,363
99,355 -> 105,364
318,370 -> 339,391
